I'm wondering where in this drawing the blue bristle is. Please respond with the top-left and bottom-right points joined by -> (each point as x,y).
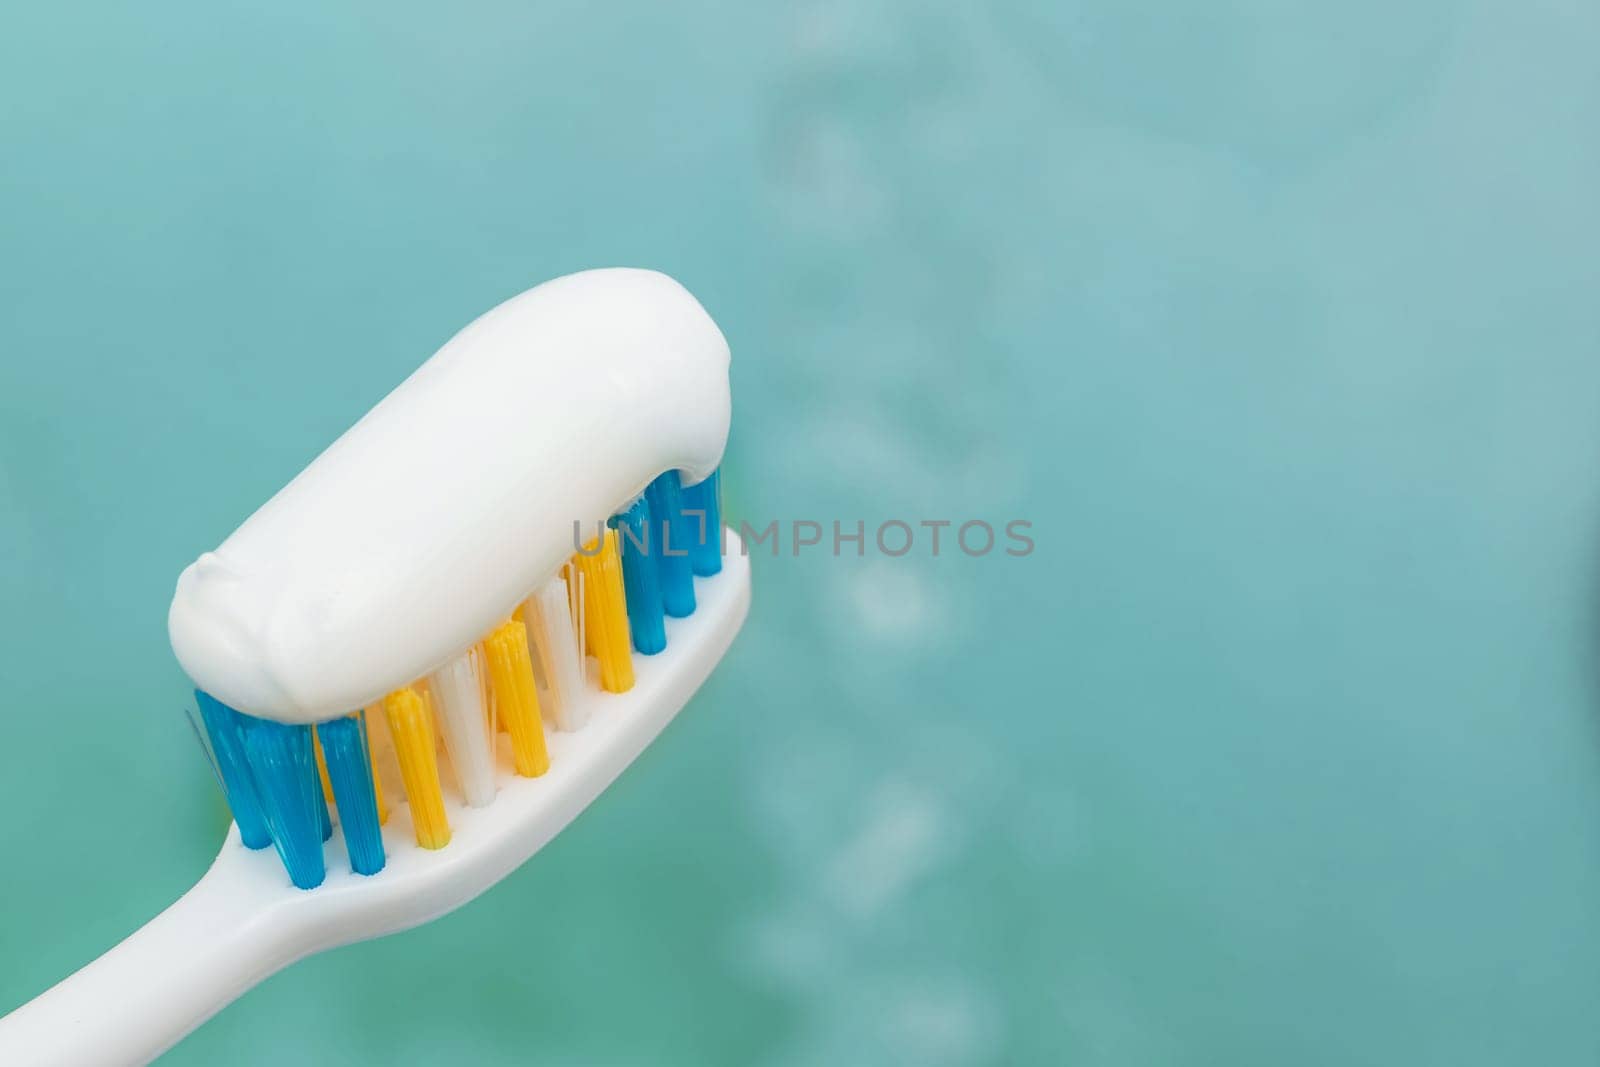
319,716 -> 385,876
611,496 -> 666,654
646,470 -> 697,617
240,717 -> 327,890
193,690 -> 272,850
681,467 -> 723,577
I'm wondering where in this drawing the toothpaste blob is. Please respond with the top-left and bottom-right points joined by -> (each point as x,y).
169,268 -> 731,724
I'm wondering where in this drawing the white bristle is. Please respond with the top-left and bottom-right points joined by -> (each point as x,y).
427,647 -> 497,808
526,572 -> 589,731
564,560 -> 588,692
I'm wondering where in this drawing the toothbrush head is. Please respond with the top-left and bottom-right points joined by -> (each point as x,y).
175,266 -> 748,924
200,536 -> 749,953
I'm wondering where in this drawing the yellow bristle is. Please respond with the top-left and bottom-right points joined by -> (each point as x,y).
361,705 -> 390,825
311,725 -> 337,809
382,687 -> 451,849
414,680 -> 445,758
574,531 -> 634,693
483,619 -> 551,777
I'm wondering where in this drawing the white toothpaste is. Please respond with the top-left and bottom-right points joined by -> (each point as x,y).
169,268 -> 731,724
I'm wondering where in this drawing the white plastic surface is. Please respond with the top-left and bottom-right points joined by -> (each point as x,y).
0,541 -> 750,1066
168,268 -> 732,723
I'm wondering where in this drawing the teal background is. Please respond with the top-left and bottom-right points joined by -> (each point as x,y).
3,2 -> 1599,1063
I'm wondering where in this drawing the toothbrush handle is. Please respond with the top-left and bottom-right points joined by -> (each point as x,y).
0,856 -> 291,1066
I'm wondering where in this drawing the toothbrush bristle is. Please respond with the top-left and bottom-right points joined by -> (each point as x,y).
188,466 -> 727,887
312,728 -> 336,810
682,468 -> 723,577
361,705 -> 391,825
193,690 -> 272,850
646,471 -> 697,618
240,719 -> 327,890
429,648 -> 497,808
483,619 -> 551,778
318,716 -> 386,876
565,561 -> 588,692
525,574 -> 587,731
383,688 -> 451,850
313,750 -> 333,843
576,529 -> 635,693
613,496 -> 667,655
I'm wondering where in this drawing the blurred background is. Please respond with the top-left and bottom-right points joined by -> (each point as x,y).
3,1 -> 1599,1063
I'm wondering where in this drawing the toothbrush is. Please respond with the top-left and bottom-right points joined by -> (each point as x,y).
0,269 -> 750,1066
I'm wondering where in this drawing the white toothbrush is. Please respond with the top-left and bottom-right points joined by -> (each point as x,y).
0,269 -> 750,1066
